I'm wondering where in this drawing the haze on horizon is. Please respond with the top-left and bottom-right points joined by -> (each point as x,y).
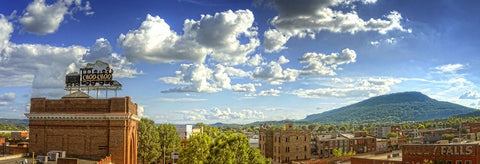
0,0 -> 479,124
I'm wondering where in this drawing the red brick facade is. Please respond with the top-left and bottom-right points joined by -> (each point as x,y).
26,96 -> 139,164
402,144 -> 480,164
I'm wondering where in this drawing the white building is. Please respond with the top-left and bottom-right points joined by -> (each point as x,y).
175,125 -> 193,139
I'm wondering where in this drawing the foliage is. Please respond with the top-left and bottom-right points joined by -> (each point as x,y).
332,148 -> 355,158
386,132 -> 399,139
442,134 -> 455,141
138,118 -> 160,164
178,131 -> 266,164
423,159 -> 433,164
196,123 -> 220,137
178,133 -> 213,164
158,124 -> 181,163
208,131 -> 265,164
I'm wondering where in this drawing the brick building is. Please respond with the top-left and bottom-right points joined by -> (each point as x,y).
315,132 -> 376,158
259,122 -> 311,164
25,91 -> 140,164
462,123 -> 480,133
402,144 -> 480,164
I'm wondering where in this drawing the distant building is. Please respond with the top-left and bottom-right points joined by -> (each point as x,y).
259,122 -> 311,164
314,131 -> 376,158
373,126 -> 402,139
11,131 -> 28,140
192,126 -> 203,136
25,91 -> 140,164
175,125 -> 193,139
462,123 -> 480,133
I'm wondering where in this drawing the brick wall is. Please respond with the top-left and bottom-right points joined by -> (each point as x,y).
28,96 -> 138,164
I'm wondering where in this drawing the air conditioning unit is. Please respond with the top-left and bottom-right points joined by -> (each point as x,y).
36,156 -> 48,163
47,151 -> 59,161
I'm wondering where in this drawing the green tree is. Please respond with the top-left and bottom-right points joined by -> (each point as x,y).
138,118 -> 160,164
333,148 -> 343,157
442,133 -> 455,141
179,133 -> 213,164
157,124 -> 181,164
195,123 -> 220,137
208,131 -> 266,164
386,132 -> 399,139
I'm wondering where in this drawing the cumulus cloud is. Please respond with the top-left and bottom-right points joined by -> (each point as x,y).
137,105 -> 144,117
263,0 -> 409,52
0,15 -> 12,52
299,48 -> 356,75
19,0 -> 93,35
0,17 -> 140,97
232,83 -> 257,92
252,56 -> 299,85
247,89 -> 281,97
0,92 -> 16,106
435,64 -> 464,74
118,9 -> 260,65
180,107 -> 264,121
460,91 -> 480,99
83,38 -> 142,78
159,63 -> 253,93
293,77 -> 401,98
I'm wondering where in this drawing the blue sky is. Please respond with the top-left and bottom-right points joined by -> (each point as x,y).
1,0 -> 480,124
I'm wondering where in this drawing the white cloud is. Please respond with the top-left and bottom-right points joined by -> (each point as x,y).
370,37 -> 399,47
159,63 -> 252,93
179,107 -> 265,121
0,15 -> 13,52
0,18 -> 140,97
293,77 -> 401,98
19,0 -> 93,35
252,56 -> 299,85
299,48 -> 356,75
246,54 -> 264,66
232,83 -> 257,92
263,0 -> 409,52
459,91 -> 480,99
435,64 -> 464,74
0,92 -> 16,105
247,89 -> 281,97
263,29 -> 289,53
118,9 -> 260,65
83,38 -> 142,78
137,105 -> 144,117
155,97 -> 208,102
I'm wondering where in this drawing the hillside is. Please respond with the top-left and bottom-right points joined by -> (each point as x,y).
303,92 -> 476,124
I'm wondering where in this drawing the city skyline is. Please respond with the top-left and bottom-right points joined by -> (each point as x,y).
1,0 -> 480,124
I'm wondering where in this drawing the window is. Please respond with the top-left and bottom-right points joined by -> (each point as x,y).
436,160 -> 444,164
297,136 -> 299,140
446,160 -> 452,164
456,161 -> 462,164
305,145 -> 307,151
286,137 -> 288,142
465,160 -> 471,164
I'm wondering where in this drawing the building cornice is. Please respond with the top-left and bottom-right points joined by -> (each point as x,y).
25,113 -> 141,121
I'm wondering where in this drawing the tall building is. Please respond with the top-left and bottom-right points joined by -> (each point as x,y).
26,91 -> 140,164
259,122 -> 311,164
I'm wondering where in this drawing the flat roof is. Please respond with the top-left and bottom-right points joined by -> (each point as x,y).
352,151 -> 402,161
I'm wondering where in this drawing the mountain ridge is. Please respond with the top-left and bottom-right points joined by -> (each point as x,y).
303,91 -> 476,124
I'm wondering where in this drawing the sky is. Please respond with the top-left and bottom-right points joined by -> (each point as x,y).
1,0 -> 480,124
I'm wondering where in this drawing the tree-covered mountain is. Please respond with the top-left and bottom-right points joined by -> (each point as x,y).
302,92 -> 476,124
